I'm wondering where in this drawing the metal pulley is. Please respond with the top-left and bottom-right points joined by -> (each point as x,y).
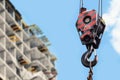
76,8 -> 106,49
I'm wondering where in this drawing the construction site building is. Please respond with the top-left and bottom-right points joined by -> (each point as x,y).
0,0 -> 57,80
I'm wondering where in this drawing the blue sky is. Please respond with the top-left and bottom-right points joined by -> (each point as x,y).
11,0 -> 120,80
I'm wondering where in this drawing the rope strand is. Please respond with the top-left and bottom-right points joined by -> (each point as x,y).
98,0 -> 103,18
101,0 -> 103,17
80,0 -> 83,8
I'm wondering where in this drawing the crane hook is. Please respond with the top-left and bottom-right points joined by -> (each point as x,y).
81,46 -> 98,68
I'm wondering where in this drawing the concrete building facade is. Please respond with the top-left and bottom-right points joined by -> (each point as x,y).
0,0 -> 57,80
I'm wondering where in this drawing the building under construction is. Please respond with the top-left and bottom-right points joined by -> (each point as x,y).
0,0 -> 57,80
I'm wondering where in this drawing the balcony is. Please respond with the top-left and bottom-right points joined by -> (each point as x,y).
17,55 -> 30,66
0,55 -> 22,80
37,44 -> 48,53
10,24 -> 21,32
15,10 -> 22,26
50,54 -> 57,66
8,34 -> 19,42
5,0 -> 22,26
30,36 -> 50,55
5,2 -> 14,17
29,48 -> 47,70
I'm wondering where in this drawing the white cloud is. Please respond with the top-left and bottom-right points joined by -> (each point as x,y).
103,0 -> 120,54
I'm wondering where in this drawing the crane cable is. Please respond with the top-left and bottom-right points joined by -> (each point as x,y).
79,0 -> 103,17
96,0 -> 103,35
76,0 -> 84,41
80,0 -> 83,8
98,0 -> 103,19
